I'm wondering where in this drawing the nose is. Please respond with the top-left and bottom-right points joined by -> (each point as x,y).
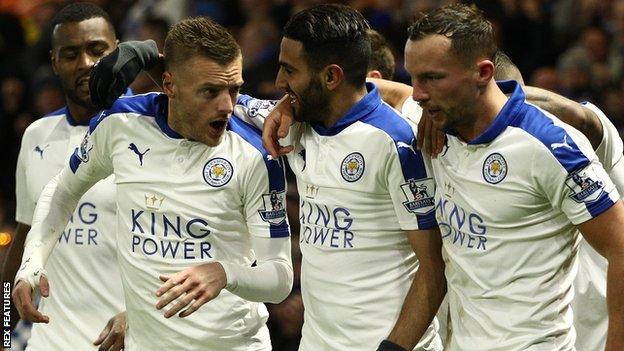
275,68 -> 287,91
216,90 -> 234,115
411,79 -> 429,103
76,51 -> 97,72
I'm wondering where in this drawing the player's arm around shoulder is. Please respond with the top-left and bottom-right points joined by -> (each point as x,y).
524,86 -> 603,148
367,78 -> 412,110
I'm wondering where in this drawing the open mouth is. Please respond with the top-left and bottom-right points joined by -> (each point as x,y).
287,92 -> 298,105
208,120 -> 228,137
76,78 -> 90,94
76,76 -> 89,86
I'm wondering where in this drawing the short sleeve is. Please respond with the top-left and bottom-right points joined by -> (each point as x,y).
386,136 -> 437,231
243,152 -> 290,239
537,126 -> 619,225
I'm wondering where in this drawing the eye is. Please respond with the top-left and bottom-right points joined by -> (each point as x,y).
92,48 -> 106,57
60,50 -> 78,60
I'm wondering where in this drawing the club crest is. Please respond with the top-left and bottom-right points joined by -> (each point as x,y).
203,158 -> 233,187
482,153 -> 507,184
341,152 -> 365,182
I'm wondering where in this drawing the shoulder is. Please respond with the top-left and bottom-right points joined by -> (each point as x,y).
23,108 -> 67,141
227,115 -> 285,181
227,115 -> 269,160
509,103 -> 594,173
358,101 -> 417,146
89,92 -> 163,133
359,103 -> 430,179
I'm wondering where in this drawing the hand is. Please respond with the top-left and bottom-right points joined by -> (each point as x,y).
155,262 -> 227,318
90,40 -> 161,109
93,311 -> 126,351
416,112 -> 446,158
12,277 -> 49,323
262,95 -> 295,158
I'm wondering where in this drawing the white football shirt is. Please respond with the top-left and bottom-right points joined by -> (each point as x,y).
16,107 -> 124,351
433,81 -> 618,350
65,93 -> 290,350
236,83 -> 442,351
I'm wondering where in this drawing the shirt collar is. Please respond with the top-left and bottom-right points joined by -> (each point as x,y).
459,80 -> 526,145
153,93 -> 183,139
311,82 -> 381,136
65,106 -> 97,126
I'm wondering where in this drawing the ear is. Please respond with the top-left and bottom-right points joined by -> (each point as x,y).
322,64 -> 344,91
476,59 -> 495,87
50,50 -> 58,75
366,70 -> 383,79
162,71 -> 174,97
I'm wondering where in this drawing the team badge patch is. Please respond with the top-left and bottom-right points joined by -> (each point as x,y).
400,178 -> 435,215
258,190 -> 287,225
203,158 -> 233,187
341,152 -> 365,182
482,153 -> 507,184
77,132 -> 93,163
565,166 -> 606,203
248,99 -> 277,118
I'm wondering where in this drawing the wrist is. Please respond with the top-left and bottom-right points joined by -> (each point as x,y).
15,263 -> 46,291
377,339 -> 408,351
217,261 -> 236,291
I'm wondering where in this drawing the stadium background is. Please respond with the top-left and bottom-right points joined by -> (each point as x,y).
0,0 -> 623,350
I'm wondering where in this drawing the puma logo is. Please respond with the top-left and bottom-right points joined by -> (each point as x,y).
397,141 -> 416,154
34,144 -> 49,159
551,135 -> 573,151
128,143 -> 150,166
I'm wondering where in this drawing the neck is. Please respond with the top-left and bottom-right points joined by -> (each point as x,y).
322,84 -> 368,128
166,103 -> 187,138
66,100 -> 98,124
455,81 -> 508,142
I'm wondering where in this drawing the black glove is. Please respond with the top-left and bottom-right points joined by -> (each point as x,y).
89,39 -> 160,109
377,340 -> 408,351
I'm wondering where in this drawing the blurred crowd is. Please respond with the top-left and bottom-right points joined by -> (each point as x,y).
1,0 -> 624,350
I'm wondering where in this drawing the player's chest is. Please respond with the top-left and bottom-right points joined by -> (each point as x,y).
289,132 -> 385,193
26,127 -> 89,195
432,139 -> 545,222
111,137 -> 247,202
